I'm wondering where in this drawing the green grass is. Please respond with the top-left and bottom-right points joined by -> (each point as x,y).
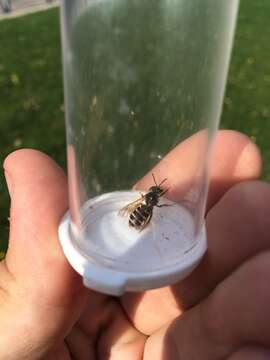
0,9 -> 65,252
0,1 -> 270,253
222,1 -> 270,177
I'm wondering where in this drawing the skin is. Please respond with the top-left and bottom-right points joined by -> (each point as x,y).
0,129 -> 270,359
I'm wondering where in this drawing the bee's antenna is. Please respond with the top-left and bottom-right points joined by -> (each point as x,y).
152,173 -> 158,186
158,178 -> 167,187
152,173 -> 167,187
161,187 -> 169,196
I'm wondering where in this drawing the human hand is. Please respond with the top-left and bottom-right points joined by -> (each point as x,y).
1,130 -> 269,360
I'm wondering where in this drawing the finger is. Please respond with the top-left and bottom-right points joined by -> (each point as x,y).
94,301 -> 146,360
206,130 -> 261,210
122,130 -> 262,334
228,345 -> 270,360
135,130 -> 261,210
174,180 -> 270,308
3,149 -> 85,304
0,149 -> 87,358
71,297 -> 146,360
144,251 -> 270,360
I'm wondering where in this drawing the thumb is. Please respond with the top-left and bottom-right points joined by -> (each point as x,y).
0,149 -> 86,359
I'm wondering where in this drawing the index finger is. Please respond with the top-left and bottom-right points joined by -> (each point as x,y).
135,129 -> 261,212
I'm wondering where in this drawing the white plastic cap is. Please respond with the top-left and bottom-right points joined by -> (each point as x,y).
58,191 -> 207,296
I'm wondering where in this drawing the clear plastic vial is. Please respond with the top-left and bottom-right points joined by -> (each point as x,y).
59,0 -> 239,295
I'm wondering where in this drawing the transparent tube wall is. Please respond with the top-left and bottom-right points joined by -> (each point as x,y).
61,0 -> 239,276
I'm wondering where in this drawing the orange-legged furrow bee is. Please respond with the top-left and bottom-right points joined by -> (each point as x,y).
119,173 -> 170,231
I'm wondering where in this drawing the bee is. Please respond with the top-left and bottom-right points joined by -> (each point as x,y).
119,173 -> 169,231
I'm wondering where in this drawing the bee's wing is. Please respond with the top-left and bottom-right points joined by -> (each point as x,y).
118,195 -> 145,217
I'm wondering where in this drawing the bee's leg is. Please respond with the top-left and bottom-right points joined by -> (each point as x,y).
157,204 -> 172,208
160,188 -> 169,196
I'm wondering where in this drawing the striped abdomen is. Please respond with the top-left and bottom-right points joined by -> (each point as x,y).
129,204 -> 153,230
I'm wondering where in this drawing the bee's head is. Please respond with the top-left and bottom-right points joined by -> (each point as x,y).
149,175 -> 168,196
149,185 -> 163,195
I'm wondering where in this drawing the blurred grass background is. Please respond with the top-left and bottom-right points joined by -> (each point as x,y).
0,0 -> 269,255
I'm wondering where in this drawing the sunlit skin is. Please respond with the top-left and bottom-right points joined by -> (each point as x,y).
1,130 -> 270,359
